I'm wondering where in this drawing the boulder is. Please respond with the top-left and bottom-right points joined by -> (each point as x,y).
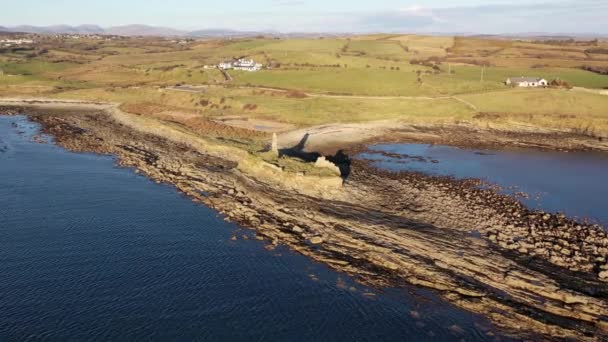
309,236 -> 324,245
314,157 -> 341,176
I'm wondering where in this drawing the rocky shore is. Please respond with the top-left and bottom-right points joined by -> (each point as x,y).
2,102 -> 608,340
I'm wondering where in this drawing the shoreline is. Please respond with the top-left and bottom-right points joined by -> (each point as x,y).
2,98 -> 608,340
278,120 -> 608,156
2,97 -> 608,154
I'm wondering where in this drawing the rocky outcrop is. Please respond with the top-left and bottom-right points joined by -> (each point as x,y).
314,156 -> 341,176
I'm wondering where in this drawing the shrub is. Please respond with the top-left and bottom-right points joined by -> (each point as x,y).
549,79 -> 573,89
585,48 -> 608,54
286,90 -> 308,98
580,65 -> 608,75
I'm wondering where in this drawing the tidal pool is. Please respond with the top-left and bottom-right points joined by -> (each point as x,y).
360,143 -> 608,225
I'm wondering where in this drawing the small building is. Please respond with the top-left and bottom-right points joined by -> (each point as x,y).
218,58 -> 263,72
233,59 -> 263,71
218,61 -> 233,70
0,39 -> 34,47
506,77 -> 548,88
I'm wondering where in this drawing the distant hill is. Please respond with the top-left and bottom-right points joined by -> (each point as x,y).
0,25 -> 275,38
6,25 -> 103,34
0,24 -> 183,36
3,25 -> 605,39
188,29 -> 248,37
71,25 -> 105,34
105,25 -> 185,37
187,29 -> 288,38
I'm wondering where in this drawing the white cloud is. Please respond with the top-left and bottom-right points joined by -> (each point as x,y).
272,0 -> 306,6
399,5 -> 432,17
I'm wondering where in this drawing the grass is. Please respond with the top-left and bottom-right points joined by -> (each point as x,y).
49,86 -> 474,126
0,60 -> 77,76
215,90 -> 474,125
1,34 -> 607,138
347,40 -> 408,60
424,65 -> 608,95
232,68 -> 431,96
461,88 -> 608,135
388,35 -> 453,58
262,39 -> 347,53
461,88 -> 608,117
447,36 -> 608,70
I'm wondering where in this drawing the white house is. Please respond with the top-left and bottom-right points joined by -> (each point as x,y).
218,58 -> 262,72
0,39 -> 34,47
506,77 -> 548,88
233,59 -> 263,71
219,61 -> 233,70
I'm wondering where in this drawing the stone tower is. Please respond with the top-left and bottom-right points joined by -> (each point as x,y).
271,133 -> 279,156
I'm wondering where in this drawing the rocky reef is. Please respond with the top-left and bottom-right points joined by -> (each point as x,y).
3,103 -> 608,341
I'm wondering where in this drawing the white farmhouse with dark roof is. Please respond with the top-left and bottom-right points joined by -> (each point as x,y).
217,58 -> 262,72
233,59 -> 262,71
506,77 -> 548,88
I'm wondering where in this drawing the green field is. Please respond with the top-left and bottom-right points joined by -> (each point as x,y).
1,34 -> 607,136
232,68 -> 428,96
428,65 -> 608,92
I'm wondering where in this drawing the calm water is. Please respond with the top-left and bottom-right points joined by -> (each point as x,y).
360,143 -> 608,225
0,116 -> 497,341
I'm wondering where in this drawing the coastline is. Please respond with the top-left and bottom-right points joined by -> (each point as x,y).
2,98 -> 608,340
278,120 -> 608,156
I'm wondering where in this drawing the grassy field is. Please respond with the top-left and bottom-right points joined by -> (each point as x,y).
462,88 -> 608,117
447,36 -> 608,69
51,86 -> 474,126
347,40 -> 408,61
461,88 -> 608,135
0,33 -> 607,137
232,68 -> 429,96
424,65 -> 608,94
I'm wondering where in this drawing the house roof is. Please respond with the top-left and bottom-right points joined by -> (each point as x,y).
508,77 -> 546,83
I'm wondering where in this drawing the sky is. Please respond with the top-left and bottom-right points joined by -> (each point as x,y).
2,0 -> 607,34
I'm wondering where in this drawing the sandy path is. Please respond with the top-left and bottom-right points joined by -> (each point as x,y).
0,97 -> 115,109
278,121 -> 399,153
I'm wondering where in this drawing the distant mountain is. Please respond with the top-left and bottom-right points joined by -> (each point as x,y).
187,29 -> 347,39
9,25 -> 46,33
0,24 -> 182,36
0,25 -> 274,38
188,29 -> 263,38
5,25 -> 101,34
4,25 -> 603,40
106,25 -> 185,37
73,25 -> 105,34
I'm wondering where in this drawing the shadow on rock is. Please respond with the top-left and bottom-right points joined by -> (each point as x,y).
279,133 -> 352,179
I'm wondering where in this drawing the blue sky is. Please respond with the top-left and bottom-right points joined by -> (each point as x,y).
2,0 -> 607,34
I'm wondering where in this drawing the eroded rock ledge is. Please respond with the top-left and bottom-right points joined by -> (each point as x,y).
3,105 -> 608,341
